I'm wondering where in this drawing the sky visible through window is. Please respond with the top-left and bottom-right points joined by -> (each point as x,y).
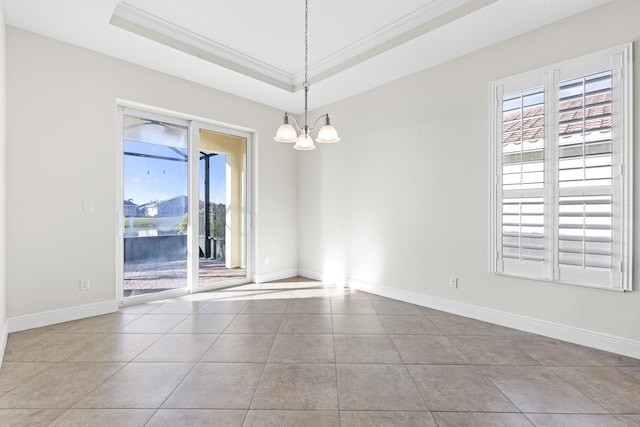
124,140 -> 227,205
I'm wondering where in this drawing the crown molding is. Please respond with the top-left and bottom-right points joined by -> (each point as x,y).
297,0 -> 482,84
111,2 -> 296,92
111,0 -> 488,92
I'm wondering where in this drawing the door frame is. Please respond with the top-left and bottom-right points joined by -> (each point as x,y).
190,121 -> 253,293
116,103 -> 254,306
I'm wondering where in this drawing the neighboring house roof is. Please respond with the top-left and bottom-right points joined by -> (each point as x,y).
502,92 -> 612,145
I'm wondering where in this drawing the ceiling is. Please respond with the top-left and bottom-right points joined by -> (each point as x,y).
5,0 -> 611,113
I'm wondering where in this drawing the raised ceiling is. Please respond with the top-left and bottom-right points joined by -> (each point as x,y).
5,0 -> 611,112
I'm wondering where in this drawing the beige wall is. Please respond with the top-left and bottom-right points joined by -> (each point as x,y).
200,130 -> 246,268
5,26 -> 298,317
298,0 -> 640,342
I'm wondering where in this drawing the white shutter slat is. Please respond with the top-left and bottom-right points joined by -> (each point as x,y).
558,195 -> 612,270
501,197 -> 545,265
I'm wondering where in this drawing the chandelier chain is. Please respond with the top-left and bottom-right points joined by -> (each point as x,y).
303,0 -> 309,130
304,0 -> 309,88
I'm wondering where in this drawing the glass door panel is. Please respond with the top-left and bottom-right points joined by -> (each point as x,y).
198,129 -> 247,287
122,114 -> 189,297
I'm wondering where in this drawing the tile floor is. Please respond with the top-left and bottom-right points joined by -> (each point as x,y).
1,279 -> 640,426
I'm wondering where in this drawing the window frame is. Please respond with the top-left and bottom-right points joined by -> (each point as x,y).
490,43 -> 633,291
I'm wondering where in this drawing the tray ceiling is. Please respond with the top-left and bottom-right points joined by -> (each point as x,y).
5,0 -> 611,112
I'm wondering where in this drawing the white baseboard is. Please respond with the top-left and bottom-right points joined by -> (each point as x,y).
0,320 -> 8,367
254,269 -> 300,284
317,273 -> 640,360
6,300 -> 120,334
4,274 -> 638,360
297,268 -> 323,282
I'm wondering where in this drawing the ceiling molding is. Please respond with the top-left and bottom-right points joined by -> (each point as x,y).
112,0 -> 486,92
5,0 -> 614,111
111,2 -> 296,92
297,0 -> 477,84
306,0 -> 497,88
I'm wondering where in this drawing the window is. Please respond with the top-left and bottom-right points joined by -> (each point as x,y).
490,44 -> 633,291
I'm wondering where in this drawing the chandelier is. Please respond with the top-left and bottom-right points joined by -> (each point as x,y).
273,0 -> 340,151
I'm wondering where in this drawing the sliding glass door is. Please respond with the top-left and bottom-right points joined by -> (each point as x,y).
196,128 -> 248,288
121,113 -> 190,297
117,108 -> 252,302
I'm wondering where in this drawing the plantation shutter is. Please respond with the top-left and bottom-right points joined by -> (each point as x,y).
497,85 -> 546,279
491,43 -> 632,291
555,67 -> 623,288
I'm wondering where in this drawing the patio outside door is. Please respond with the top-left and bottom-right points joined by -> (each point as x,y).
121,112 -> 190,298
195,128 -> 248,288
117,108 -> 252,303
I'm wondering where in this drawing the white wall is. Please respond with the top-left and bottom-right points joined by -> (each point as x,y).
299,0 -> 640,344
0,0 -> 7,357
5,0 -> 640,356
5,26 -> 298,318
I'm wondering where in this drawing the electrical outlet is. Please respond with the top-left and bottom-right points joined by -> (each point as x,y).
448,277 -> 458,289
80,278 -> 90,291
264,255 -> 269,264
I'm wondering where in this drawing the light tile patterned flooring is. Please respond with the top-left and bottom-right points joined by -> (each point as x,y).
1,278 -> 640,426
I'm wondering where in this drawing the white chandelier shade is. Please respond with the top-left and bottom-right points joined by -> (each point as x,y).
273,117 -> 297,143
274,113 -> 340,150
